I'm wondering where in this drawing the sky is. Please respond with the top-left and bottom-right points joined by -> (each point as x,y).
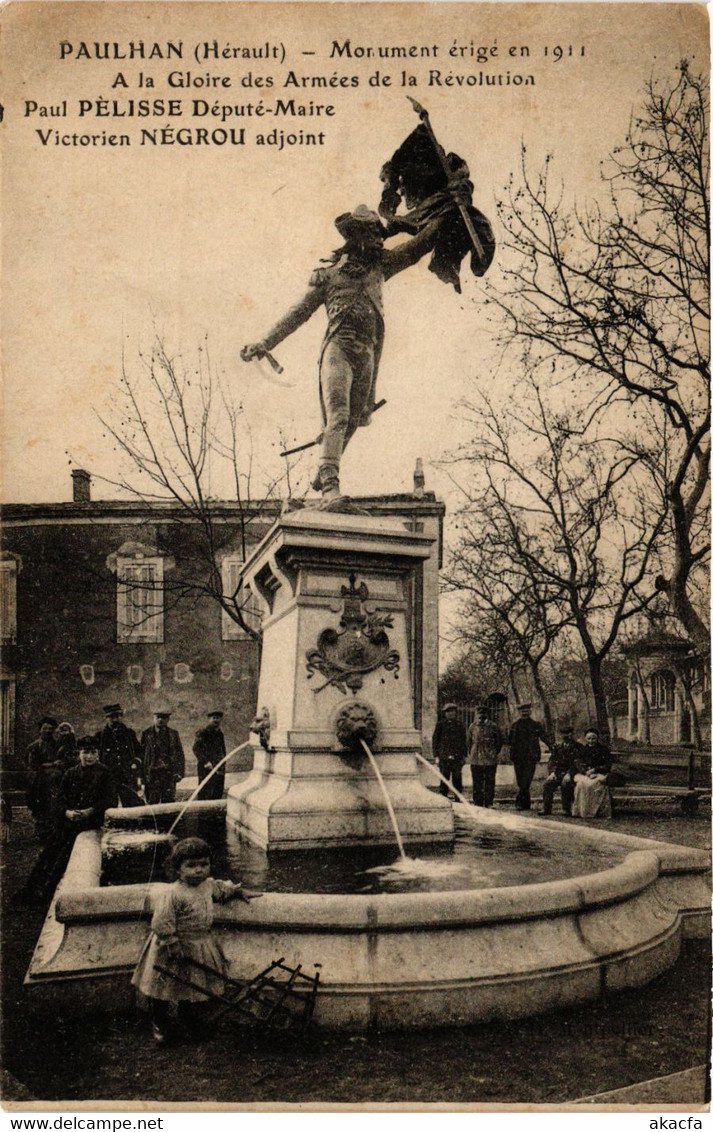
3,1 -> 707,505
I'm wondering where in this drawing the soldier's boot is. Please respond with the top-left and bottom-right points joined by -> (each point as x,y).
317,462 -> 343,509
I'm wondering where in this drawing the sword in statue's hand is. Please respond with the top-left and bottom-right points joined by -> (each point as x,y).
240,343 -> 294,387
407,96 -> 486,263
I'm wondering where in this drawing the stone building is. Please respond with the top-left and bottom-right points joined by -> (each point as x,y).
622,631 -> 710,748
1,470 -> 444,789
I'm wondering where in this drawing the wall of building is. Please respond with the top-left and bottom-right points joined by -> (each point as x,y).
2,511 -> 265,779
2,494 -> 444,785
625,651 -> 710,748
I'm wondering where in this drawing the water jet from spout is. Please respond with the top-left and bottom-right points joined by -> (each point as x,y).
167,741 -> 252,836
412,749 -> 483,812
359,738 -> 407,861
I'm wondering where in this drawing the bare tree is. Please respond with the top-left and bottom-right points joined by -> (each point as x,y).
444,501 -> 567,733
487,61 -> 710,653
445,376 -> 668,739
94,336 -> 297,640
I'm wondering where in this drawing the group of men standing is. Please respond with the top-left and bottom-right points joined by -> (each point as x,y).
26,705 -> 230,843
432,702 -> 615,816
19,706 -> 232,904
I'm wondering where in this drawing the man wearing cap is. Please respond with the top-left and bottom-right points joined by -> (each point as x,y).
241,181 -> 471,508
432,703 -> 468,799
467,706 -> 501,808
94,704 -> 143,807
25,717 -> 61,841
193,711 -> 227,800
508,703 -> 551,812
18,736 -> 115,903
141,712 -> 185,805
539,723 -> 582,817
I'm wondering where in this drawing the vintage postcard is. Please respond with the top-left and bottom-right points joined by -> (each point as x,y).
1,0 -> 710,1113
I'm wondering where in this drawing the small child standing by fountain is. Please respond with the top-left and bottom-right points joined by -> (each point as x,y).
132,836 -> 258,1043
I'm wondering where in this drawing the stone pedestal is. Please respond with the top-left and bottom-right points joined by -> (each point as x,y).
227,510 -> 454,850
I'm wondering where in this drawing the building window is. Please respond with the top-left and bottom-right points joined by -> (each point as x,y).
649,670 -> 675,712
116,556 -> 164,643
0,559 -> 18,644
221,556 -> 261,640
694,660 -> 710,695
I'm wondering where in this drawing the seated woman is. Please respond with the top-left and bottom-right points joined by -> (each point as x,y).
572,728 -> 613,819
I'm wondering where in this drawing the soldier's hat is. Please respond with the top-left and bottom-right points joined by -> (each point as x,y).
442,703 -> 458,713
103,703 -> 123,717
154,710 -> 171,719
335,205 -> 386,240
39,716 -> 58,728
207,710 -> 224,719
517,702 -> 532,712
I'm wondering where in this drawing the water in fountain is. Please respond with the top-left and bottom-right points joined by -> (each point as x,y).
101,743 -> 625,893
103,782 -> 175,887
355,739 -> 470,882
359,747 -> 548,885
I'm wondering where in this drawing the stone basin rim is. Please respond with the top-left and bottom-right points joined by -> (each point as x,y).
54,844 -> 687,929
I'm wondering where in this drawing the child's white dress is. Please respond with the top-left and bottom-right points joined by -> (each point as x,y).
132,877 -> 238,1002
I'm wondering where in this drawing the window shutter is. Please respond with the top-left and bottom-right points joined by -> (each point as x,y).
117,557 -> 164,643
221,556 -> 261,640
0,562 -> 17,644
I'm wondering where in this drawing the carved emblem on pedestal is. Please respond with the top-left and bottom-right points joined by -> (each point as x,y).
306,573 -> 400,694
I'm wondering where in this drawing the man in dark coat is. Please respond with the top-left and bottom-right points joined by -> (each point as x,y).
540,723 -> 582,816
26,716 -> 61,841
508,703 -> 550,811
432,703 -> 468,799
94,703 -> 142,807
193,710 -> 227,800
18,736 -> 115,904
142,711 -> 185,804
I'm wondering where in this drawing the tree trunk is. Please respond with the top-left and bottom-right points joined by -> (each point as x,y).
529,661 -> 554,741
658,570 -> 710,658
508,669 -> 523,708
585,653 -> 611,744
633,661 -> 651,746
673,663 -> 703,750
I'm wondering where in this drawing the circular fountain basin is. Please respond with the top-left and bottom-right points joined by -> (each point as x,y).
101,808 -> 626,893
26,803 -> 710,1031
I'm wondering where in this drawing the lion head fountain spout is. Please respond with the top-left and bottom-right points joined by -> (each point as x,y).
335,703 -> 378,754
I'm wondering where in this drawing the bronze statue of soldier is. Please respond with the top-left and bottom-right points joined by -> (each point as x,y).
241,167 -> 485,510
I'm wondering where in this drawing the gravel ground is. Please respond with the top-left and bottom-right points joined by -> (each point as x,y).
2,800 -> 710,1107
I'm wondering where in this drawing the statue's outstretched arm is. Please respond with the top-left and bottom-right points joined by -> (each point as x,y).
241,283 -> 323,361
